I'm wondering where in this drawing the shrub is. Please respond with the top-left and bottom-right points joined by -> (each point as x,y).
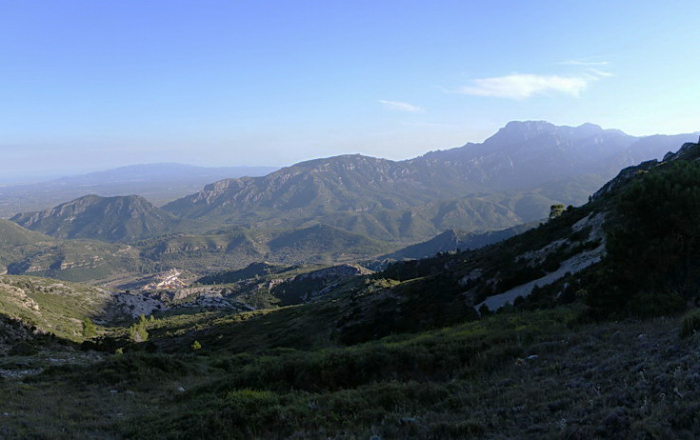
9,341 -> 39,356
128,322 -> 149,343
628,290 -> 685,318
77,352 -> 197,386
82,318 -> 97,338
588,160 -> 700,317
680,309 -> 700,338
549,203 -> 566,220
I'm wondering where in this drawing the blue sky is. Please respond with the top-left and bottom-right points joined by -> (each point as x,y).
1,0 -> 699,179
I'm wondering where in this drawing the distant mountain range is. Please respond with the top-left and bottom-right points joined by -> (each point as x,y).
0,163 -> 278,218
162,122 -> 698,242
4,121 -> 698,280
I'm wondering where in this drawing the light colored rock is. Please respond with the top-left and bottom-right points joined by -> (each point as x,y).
476,243 -> 604,312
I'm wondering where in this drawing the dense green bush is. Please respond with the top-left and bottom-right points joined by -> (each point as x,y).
680,308 -> 700,338
55,352 -> 199,387
82,318 -> 97,338
588,160 -> 700,317
128,315 -> 149,342
549,203 -> 566,220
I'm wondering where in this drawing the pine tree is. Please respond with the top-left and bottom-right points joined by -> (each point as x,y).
549,204 -> 565,220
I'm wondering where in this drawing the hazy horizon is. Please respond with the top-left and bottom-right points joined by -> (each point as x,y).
2,120 -> 699,186
0,162 -> 282,186
1,1 -> 699,180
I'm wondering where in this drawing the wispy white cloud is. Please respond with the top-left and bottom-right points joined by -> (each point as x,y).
559,59 -> 609,66
586,68 -> 613,77
456,73 -> 596,100
378,100 -> 424,113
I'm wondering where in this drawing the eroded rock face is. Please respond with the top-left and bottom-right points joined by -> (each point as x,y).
475,212 -> 606,312
0,282 -> 40,312
109,292 -> 167,319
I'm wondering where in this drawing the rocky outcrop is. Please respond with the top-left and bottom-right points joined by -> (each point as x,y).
590,160 -> 659,201
662,136 -> 700,161
476,213 -> 606,311
109,291 -> 167,319
592,136 -> 700,201
0,282 -> 40,312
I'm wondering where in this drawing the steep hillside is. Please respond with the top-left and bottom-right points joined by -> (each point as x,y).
11,195 -> 202,242
159,135 -> 700,348
0,274 -> 168,345
373,135 -> 700,321
0,217 -> 52,247
123,137 -> 700,360
0,276 -> 114,343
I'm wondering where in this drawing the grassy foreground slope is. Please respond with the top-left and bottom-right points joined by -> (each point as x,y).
2,307 -> 700,439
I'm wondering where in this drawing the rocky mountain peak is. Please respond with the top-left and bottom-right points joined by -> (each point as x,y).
488,120 -> 557,144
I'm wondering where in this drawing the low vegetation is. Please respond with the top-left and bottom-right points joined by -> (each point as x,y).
587,160 -> 700,318
0,305 -> 699,439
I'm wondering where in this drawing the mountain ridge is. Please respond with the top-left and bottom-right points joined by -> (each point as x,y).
162,122 -> 698,241
6,123 -> 699,271
10,194 -> 203,242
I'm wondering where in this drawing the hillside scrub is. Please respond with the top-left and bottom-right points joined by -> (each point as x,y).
588,160 -> 700,317
1,307 -> 691,439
